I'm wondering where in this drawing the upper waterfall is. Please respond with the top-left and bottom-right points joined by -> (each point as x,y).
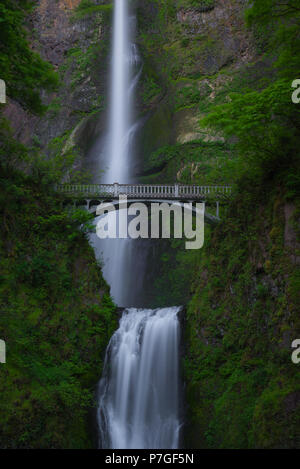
104,0 -> 131,184
89,0 -> 143,306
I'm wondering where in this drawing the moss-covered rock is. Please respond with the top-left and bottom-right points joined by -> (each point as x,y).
0,162 -> 118,448
183,187 -> 300,448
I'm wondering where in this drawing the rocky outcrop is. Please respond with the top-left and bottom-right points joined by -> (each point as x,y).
178,1 -> 252,61
32,0 -> 83,67
176,0 -> 254,74
3,0 -> 111,155
136,0 -> 253,174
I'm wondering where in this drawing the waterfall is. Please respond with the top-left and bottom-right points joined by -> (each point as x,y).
104,0 -> 130,184
94,0 -> 181,449
98,307 -> 181,449
89,0 -> 143,306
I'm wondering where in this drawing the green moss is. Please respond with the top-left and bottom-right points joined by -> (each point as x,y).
72,0 -> 113,20
183,185 -> 300,448
0,0 -> 59,114
176,0 -> 215,11
142,138 -> 234,185
138,99 -> 173,170
0,123 -> 118,448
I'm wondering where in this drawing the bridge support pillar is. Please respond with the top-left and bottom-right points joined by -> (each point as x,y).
86,199 -> 91,210
216,201 -> 220,218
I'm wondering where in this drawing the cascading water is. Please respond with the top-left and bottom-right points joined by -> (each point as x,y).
93,0 -> 181,449
98,307 -> 181,449
89,0 -> 143,306
105,0 -> 130,184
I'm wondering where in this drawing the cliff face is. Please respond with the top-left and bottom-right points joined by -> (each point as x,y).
135,0 -> 255,178
3,0 -> 254,177
133,0 -> 257,305
3,0 -> 111,160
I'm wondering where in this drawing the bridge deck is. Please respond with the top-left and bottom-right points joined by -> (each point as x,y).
55,183 -> 232,200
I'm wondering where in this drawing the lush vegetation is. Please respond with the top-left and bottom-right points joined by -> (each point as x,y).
72,0 -> 112,19
0,0 -> 59,113
0,1 -> 117,447
0,119 -> 118,448
184,182 -> 300,448
202,0 -> 300,195
183,0 -> 300,448
177,0 -> 215,11
137,0 -> 300,448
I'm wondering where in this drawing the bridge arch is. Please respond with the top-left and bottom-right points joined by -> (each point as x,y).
86,198 -> 220,224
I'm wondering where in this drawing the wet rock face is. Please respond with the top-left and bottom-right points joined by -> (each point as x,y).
177,0 -> 247,28
33,0 -> 82,67
176,0 -> 254,74
136,0 -> 255,159
4,0 -> 110,152
3,99 -> 36,146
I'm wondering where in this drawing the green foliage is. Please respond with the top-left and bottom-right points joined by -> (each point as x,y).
72,0 -> 113,20
0,0 -> 59,113
197,0 -> 300,195
140,0 -> 300,448
0,1 -> 119,444
67,45 -> 104,89
142,76 -> 162,105
173,80 -> 210,111
176,0 -> 215,12
184,186 -> 300,448
202,78 -> 300,187
0,0 -> 299,450
246,0 -> 300,80
144,139 -> 235,185
0,124 -> 117,448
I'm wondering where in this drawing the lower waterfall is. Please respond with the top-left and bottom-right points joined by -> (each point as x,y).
97,307 -> 181,449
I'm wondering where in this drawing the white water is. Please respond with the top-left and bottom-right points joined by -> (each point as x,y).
89,0 -> 143,306
104,0 -> 130,184
98,307 -> 181,449
95,0 -> 181,449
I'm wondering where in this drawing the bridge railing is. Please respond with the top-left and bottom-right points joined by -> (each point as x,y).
55,183 -> 232,199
